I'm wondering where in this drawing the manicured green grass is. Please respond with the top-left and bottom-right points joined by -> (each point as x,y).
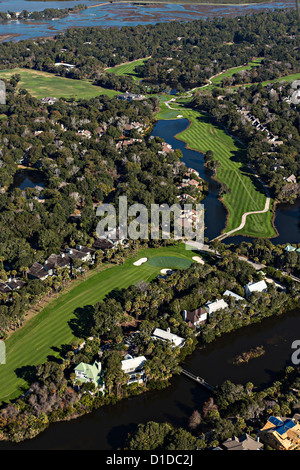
156,103 -> 276,239
0,244 -> 196,403
148,256 -> 193,268
105,58 -> 149,81
210,58 -> 263,88
0,68 -> 118,100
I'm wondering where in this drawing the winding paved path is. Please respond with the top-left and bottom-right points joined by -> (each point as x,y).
162,68 -> 273,243
212,172 -> 271,241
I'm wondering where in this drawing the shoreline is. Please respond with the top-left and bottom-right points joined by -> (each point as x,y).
88,0 -> 278,6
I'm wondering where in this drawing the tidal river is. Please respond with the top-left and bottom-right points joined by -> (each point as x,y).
1,118 -> 299,450
0,0 -> 298,451
151,119 -> 300,245
0,1 -> 296,42
0,306 -> 299,450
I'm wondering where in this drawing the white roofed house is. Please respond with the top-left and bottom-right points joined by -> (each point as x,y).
121,355 -> 147,385
40,97 -> 58,105
223,290 -> 246,303
205,299 -> 229,316
244,280 -> 268,298
151,328 -> 185,348
283,174 -> 297,184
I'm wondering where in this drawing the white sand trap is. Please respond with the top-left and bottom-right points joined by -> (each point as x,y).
160,268 -> 173,274
192,256 -> 205,265
133,257 -> 148,266
177,115 -> 183,118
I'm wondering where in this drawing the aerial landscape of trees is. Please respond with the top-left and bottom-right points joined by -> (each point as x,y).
0,6 -> 298,449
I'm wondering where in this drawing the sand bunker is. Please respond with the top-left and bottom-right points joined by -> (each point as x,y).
133,257 -> 148,266
177,115 -> 183,118
192,256 -> 205,265
160,268 -> 173,274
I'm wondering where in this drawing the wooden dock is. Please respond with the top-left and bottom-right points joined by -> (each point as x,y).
181,369 -> 215,393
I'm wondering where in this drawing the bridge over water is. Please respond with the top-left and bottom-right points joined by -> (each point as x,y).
181,369 -> 215,393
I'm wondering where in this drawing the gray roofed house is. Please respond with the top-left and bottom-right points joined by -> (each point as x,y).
283,174 -> 297,184
66,247 -> 91,262
40,97 -> 58,105
6,279 -> 26,290
44,253 -> 71,275
222,434 -> 263,450
28,262 -> 49,281
75,245 -> 96,259
92,238 -> 115,252
0,282 -> 11,294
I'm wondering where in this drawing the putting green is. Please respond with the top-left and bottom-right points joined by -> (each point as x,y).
148,256 -> 193,269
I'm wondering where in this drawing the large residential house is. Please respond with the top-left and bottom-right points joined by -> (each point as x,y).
223,290 -> 245,303
244,280 -> 268,298
97,228 -> 127,247
151,328 -> 185,348
44,253 -> 71,275
121,355 -> 146,384
0,282 -> 12,295
27,243 -> 97,282
74,361 -> 105,393
40,97 -> 58,105
183,307 -> 207,328
28,262 -> 49,281
222,434 -> 263,451
92,237 -> 115,252
283,174 -> 297,184
205,299 -> 228,315
6,278 -> 26,291
285,244 -> 297,252
66,247 -> 92,264
258,416 -> 300,450
118,92 -> 145,102
75,244 -> 96,260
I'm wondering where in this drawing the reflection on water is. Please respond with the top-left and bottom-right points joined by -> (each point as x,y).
11,170 -> 44,190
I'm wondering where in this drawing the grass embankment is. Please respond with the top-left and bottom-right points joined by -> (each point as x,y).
0,68 -> 119,100
156,101 -> 275,239
0,244 -> 198,403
